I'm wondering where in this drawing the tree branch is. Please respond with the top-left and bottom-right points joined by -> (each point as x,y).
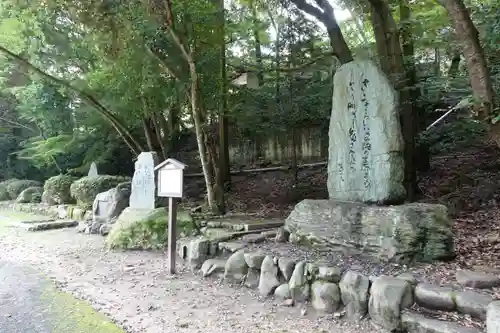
0,45 -> 144,155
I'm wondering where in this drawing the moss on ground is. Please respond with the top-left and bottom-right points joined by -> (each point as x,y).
41,279 -> 124,333
107,207 -> 195,250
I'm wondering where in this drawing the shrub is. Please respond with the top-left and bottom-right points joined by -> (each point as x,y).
0,179 -> 19,201
7,180 -> 42,200
70,175 -> 130,209
43,175 -> 77,205
16,186 -> 43,203
106,208 -> 194,250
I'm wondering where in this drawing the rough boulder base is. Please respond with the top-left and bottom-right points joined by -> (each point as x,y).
285,199 -> 454,262
328,60 -> 405,203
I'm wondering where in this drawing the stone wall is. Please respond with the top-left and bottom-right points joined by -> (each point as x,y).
178,233 -> 497,333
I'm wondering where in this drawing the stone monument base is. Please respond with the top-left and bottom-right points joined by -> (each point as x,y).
284,200 -> 454,263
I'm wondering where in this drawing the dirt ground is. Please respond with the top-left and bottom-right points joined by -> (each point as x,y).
0,211 -> 377,333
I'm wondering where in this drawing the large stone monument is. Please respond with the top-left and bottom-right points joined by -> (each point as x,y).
328,61 -> 405,204
285,60 -> 454,263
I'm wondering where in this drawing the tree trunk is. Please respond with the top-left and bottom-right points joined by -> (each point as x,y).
369,0 -> 417,201
289,0 -> 353,64
189,65 -> 217,211
216,0 -> 230,188
400,0 -> 430,173
439,0 -> 499,144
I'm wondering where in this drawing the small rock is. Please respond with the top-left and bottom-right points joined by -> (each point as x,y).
311,281 -> 341,313
369,276 -> 414,331
76,222 -> 87,233
487,301 -> 500,333
316,266 -> 344,283
456,270 -> 500,289
281,299 -> 294,307
224,249 -> 248,284
89,221 -> 102,234
397,272 -> 418,286
245,268 -> 260,288
274,284 -> 291,299
275,227 -> 290,243
455,290 -> 493,320
260,230 -> 277,238
200,259 -> 226,277
402,311 -> 482,333
289,261 -> 310,302
218,241 -> 246,253
258,255 -> 280,296
187,238 -> 211,269
241,234 -> 266,244
277,258 -> 296,282
339,270 -> 370,319
415,283 -> 456,312
99,224 -> 112,236
244,252 -> 266,268
300,306 -> 307,316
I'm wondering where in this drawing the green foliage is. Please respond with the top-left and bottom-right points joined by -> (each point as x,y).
419,116 -> 487,154
43,175 -> 77,204
16,186 -> 43,203
70,175 -> 130,209
0,178 -> 19,200
7,179 -> 42,199
106,208 -> 194,250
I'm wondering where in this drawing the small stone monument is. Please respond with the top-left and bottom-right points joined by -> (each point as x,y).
112,152 -> 158,233
285,60 -> 454,263
129,152 -> 158,210
88,162 -> 99,177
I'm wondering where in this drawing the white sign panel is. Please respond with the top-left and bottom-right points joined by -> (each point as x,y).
158,167 -> 183,198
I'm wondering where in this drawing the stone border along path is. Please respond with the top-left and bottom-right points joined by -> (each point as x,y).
179,228 -> 500,333
2,202 -> 500,332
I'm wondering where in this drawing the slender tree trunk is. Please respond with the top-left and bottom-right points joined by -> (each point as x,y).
438,0 -> 500,145
216,0 -> 230,189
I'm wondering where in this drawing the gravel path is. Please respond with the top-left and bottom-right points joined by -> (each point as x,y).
0,211 -> 377,333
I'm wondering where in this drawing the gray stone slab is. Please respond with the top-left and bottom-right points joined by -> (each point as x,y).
415,283 -> 456,312
456,269 -> 500,289
24,220 -> 78,231
328,60 -> 405,203
487,301 -> 500,333
455,290 -> 493,320
402,311 -> 482,333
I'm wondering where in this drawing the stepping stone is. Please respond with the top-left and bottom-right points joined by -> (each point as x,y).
487,301 -> 500,333
241,233 -> 266,244
456,269 -> 500,289
455,290 -> 493,320
23,219 -> 78,231
402,311 -> 482,333
415,283 -> 456,312
218,241 -> 246,253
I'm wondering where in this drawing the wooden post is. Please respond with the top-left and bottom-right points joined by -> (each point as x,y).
167,197 -> 177,274
154,158 -> 187,276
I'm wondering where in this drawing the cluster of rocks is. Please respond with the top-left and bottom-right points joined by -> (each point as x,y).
179,233 -> 500,333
